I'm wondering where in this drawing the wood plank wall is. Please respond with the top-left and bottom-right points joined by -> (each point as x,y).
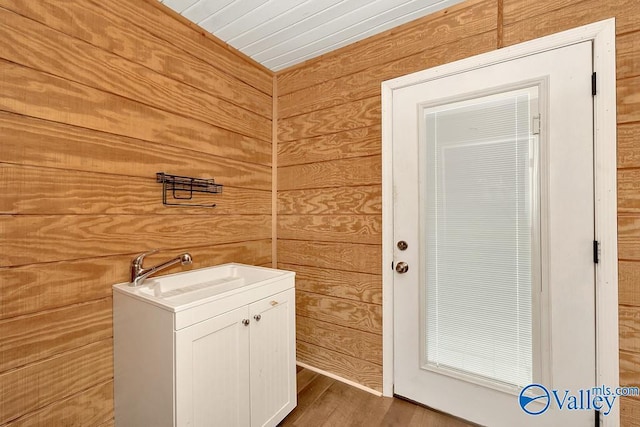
276,0 -> 498,392
0,0 -> 272,424
276,0 -> 640,422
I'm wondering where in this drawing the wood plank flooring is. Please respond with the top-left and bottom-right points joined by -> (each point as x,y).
279,368 -> 475,427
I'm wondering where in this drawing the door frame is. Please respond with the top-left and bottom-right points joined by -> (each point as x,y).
381,18 -> 618,424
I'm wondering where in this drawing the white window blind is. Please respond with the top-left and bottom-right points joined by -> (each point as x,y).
423,87 -> 538,388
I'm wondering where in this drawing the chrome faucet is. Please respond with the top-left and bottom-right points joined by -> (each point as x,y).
130,249 -> 193,287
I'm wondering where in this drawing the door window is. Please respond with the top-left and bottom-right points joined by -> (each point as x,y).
422,88 -> 539,390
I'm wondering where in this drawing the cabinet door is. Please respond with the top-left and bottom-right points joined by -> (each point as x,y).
176,306 -> 250,427
249,288 -> 296,427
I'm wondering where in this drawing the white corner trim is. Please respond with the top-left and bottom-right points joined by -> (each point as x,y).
381,18 -> 618,425
295,362 -> 383,397
381,80 -> 395,397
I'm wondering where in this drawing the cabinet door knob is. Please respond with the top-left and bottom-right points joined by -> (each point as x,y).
242,319 -> 250,326
270,301 -> 278,306
254,314 -> 261,321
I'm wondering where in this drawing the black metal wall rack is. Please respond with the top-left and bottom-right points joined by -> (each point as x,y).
156,172 -> 223,208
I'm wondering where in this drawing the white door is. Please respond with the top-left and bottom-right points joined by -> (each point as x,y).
392,42 -> 595,426
249,288 -> 297,427
176,306 -> 251,427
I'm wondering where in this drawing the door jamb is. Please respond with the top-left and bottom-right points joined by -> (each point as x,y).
381,18 -> 618,425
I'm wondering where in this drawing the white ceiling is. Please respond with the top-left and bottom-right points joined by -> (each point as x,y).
159,0 -> 465,71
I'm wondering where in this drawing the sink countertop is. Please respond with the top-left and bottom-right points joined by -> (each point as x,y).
113,263 -> 295,313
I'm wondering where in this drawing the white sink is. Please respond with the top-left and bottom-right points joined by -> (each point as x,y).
113,263 -> 292,311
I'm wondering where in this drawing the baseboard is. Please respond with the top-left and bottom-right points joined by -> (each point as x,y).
295,361 -> 383,397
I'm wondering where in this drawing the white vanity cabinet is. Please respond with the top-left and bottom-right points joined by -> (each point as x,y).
113,264 -> 296,427
175,289 -> 295,427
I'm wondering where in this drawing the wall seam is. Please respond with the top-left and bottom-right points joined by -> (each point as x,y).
272,77 -> 279,268
497,0 -> 504,48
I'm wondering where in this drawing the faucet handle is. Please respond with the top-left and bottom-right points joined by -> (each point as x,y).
133,249 -> 159,266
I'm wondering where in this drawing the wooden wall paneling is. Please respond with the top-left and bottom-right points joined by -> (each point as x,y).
278,215 -> 381,245
0,61 -> 270,165
143,0 -> 272,76
0,240 -> 272,321
0,339 -> 113,424
618,216 -> 640,261
276,0 -> 497,95
296,316 -> 382,365
124,0 -> 273,93
502,0 -> 582,25
502,0 -> 639,47
278,97 -> 381,142
1,0 -> 273,423
278,263 -> 382,305
496,0 -> 504,48
278,125 -> 381,167
0,8 -> 271,142
295,291 -> 382,335
296,341 -> 383,392
0,113 -> 271,189
620,305 -> 640,353
0,258 -> 120,321
278,157 -> 382,191
619,169 -> 640,214
0,164 -> 271,216
620,349 -> 640,388
619,261 -> 640,307
278,31 -> 497,119
0,298 -> 112,372
4,380 -> 113,427
618,123 -> 640,169
278,240 -> 382,275
0,0 -> 271,117
0,0 -> 272,95
0,214 -> 271,267
278,186 -> 381,216
617,31 -> 640,80
621,397 -> 640,427
618,76 -> 640,124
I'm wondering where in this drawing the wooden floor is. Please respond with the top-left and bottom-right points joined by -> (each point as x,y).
279,368 -> 476,427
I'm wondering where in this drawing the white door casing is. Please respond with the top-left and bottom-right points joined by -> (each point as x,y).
381,19 -> 618,427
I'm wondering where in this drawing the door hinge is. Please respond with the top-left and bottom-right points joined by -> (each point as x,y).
592,72 -> 597,96
532,114 -> 541,135
593,240 -> 599,264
